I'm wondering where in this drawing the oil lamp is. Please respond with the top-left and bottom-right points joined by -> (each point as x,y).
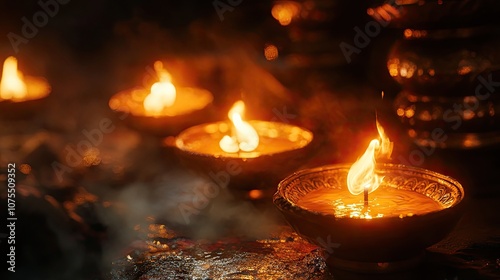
273,120 -> 465,272
174,100 -> 314,197
109,61 -> 213,136
0,56 -> 51,119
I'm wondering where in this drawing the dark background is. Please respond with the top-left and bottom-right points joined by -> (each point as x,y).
0,1 -> 499,279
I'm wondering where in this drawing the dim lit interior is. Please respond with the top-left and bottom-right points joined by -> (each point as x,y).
1,1 -> 499,279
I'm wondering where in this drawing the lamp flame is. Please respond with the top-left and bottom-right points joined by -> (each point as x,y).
143,61 -> 176,115
271,2 -> 300,26
0,56 -> 28,100
347,119 -> 393,195
219,100 -> 259,153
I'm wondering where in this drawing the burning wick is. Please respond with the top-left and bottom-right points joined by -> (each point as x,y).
143,61 -> 176,116
364,186 -> 369,207
347,114 -> 393,209
219,100 -> 259,153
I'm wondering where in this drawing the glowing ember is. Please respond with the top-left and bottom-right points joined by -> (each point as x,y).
347,119 -> 393,196
143,61 -> 176,116
219,101 -> 259,153
0,56 -> 28,100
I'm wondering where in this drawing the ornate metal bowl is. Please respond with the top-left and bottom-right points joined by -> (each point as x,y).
387,22 -> 500,149
109,87 -> 214,136
394,90 -> 500,149
0,97 -> 48,120
273,163 -> 465,273
173,120 -> 314,197
0,76 -> 51,120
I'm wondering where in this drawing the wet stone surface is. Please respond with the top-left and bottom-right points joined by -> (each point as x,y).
108,225 -> 330,280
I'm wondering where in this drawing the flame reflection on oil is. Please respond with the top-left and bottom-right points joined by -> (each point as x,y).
298,186 -> 443,219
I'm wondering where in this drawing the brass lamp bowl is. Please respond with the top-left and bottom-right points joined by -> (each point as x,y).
109,87 -> 214,136
0,97 -> 48,120
174,120 -> 314,196
0,76 -> 51,120
273,163 -> 465,273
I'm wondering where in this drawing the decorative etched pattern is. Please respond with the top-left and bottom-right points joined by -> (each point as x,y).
276,164 -> 464,210
273,164 -> 465,269
381,171 -> 462,208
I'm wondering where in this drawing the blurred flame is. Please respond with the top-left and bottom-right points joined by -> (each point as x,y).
271,2 -> 300,26
0,56 -> 28,100
264,44 -> 279,61
248,189 -> 264,200
219,100 -> 259,153
19,164 -> 32,175
143,61 -> 176,115
347,119 -> 393,195
387,58 -> 417,78
83,147 -> 101,167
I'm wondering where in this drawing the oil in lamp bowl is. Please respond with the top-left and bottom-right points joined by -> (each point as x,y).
174,120 -> 314,192
0,76 -> 51,120
109,87 -> 214,136
273,163 -> 465,273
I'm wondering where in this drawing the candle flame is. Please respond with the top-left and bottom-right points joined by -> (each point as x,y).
347,119 -> 393,195
0,56 -> 28,100
143,61 -> 176,116
219,100 -> 259,153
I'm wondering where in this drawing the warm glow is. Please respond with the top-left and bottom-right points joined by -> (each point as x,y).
271,2 -> 300,26
248,189 -> 264,200
219,100 -> 259,153
387,58 -> 417,79
347,120 -> 393,196
264,44 -> 279,61
375,119 -> 393,159
143,61 -> 176,116
0,56 -> 28,100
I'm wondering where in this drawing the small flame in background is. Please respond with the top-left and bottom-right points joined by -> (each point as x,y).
143,61 -> 176,116
347,119 -> 393,196
219,100 -> 259,153
271,1 -> 301,26
0,56 -> 28,100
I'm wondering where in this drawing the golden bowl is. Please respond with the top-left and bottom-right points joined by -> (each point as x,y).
174,120 -> 314,195
273,163 -> 465,273
109,87 -> 214,136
